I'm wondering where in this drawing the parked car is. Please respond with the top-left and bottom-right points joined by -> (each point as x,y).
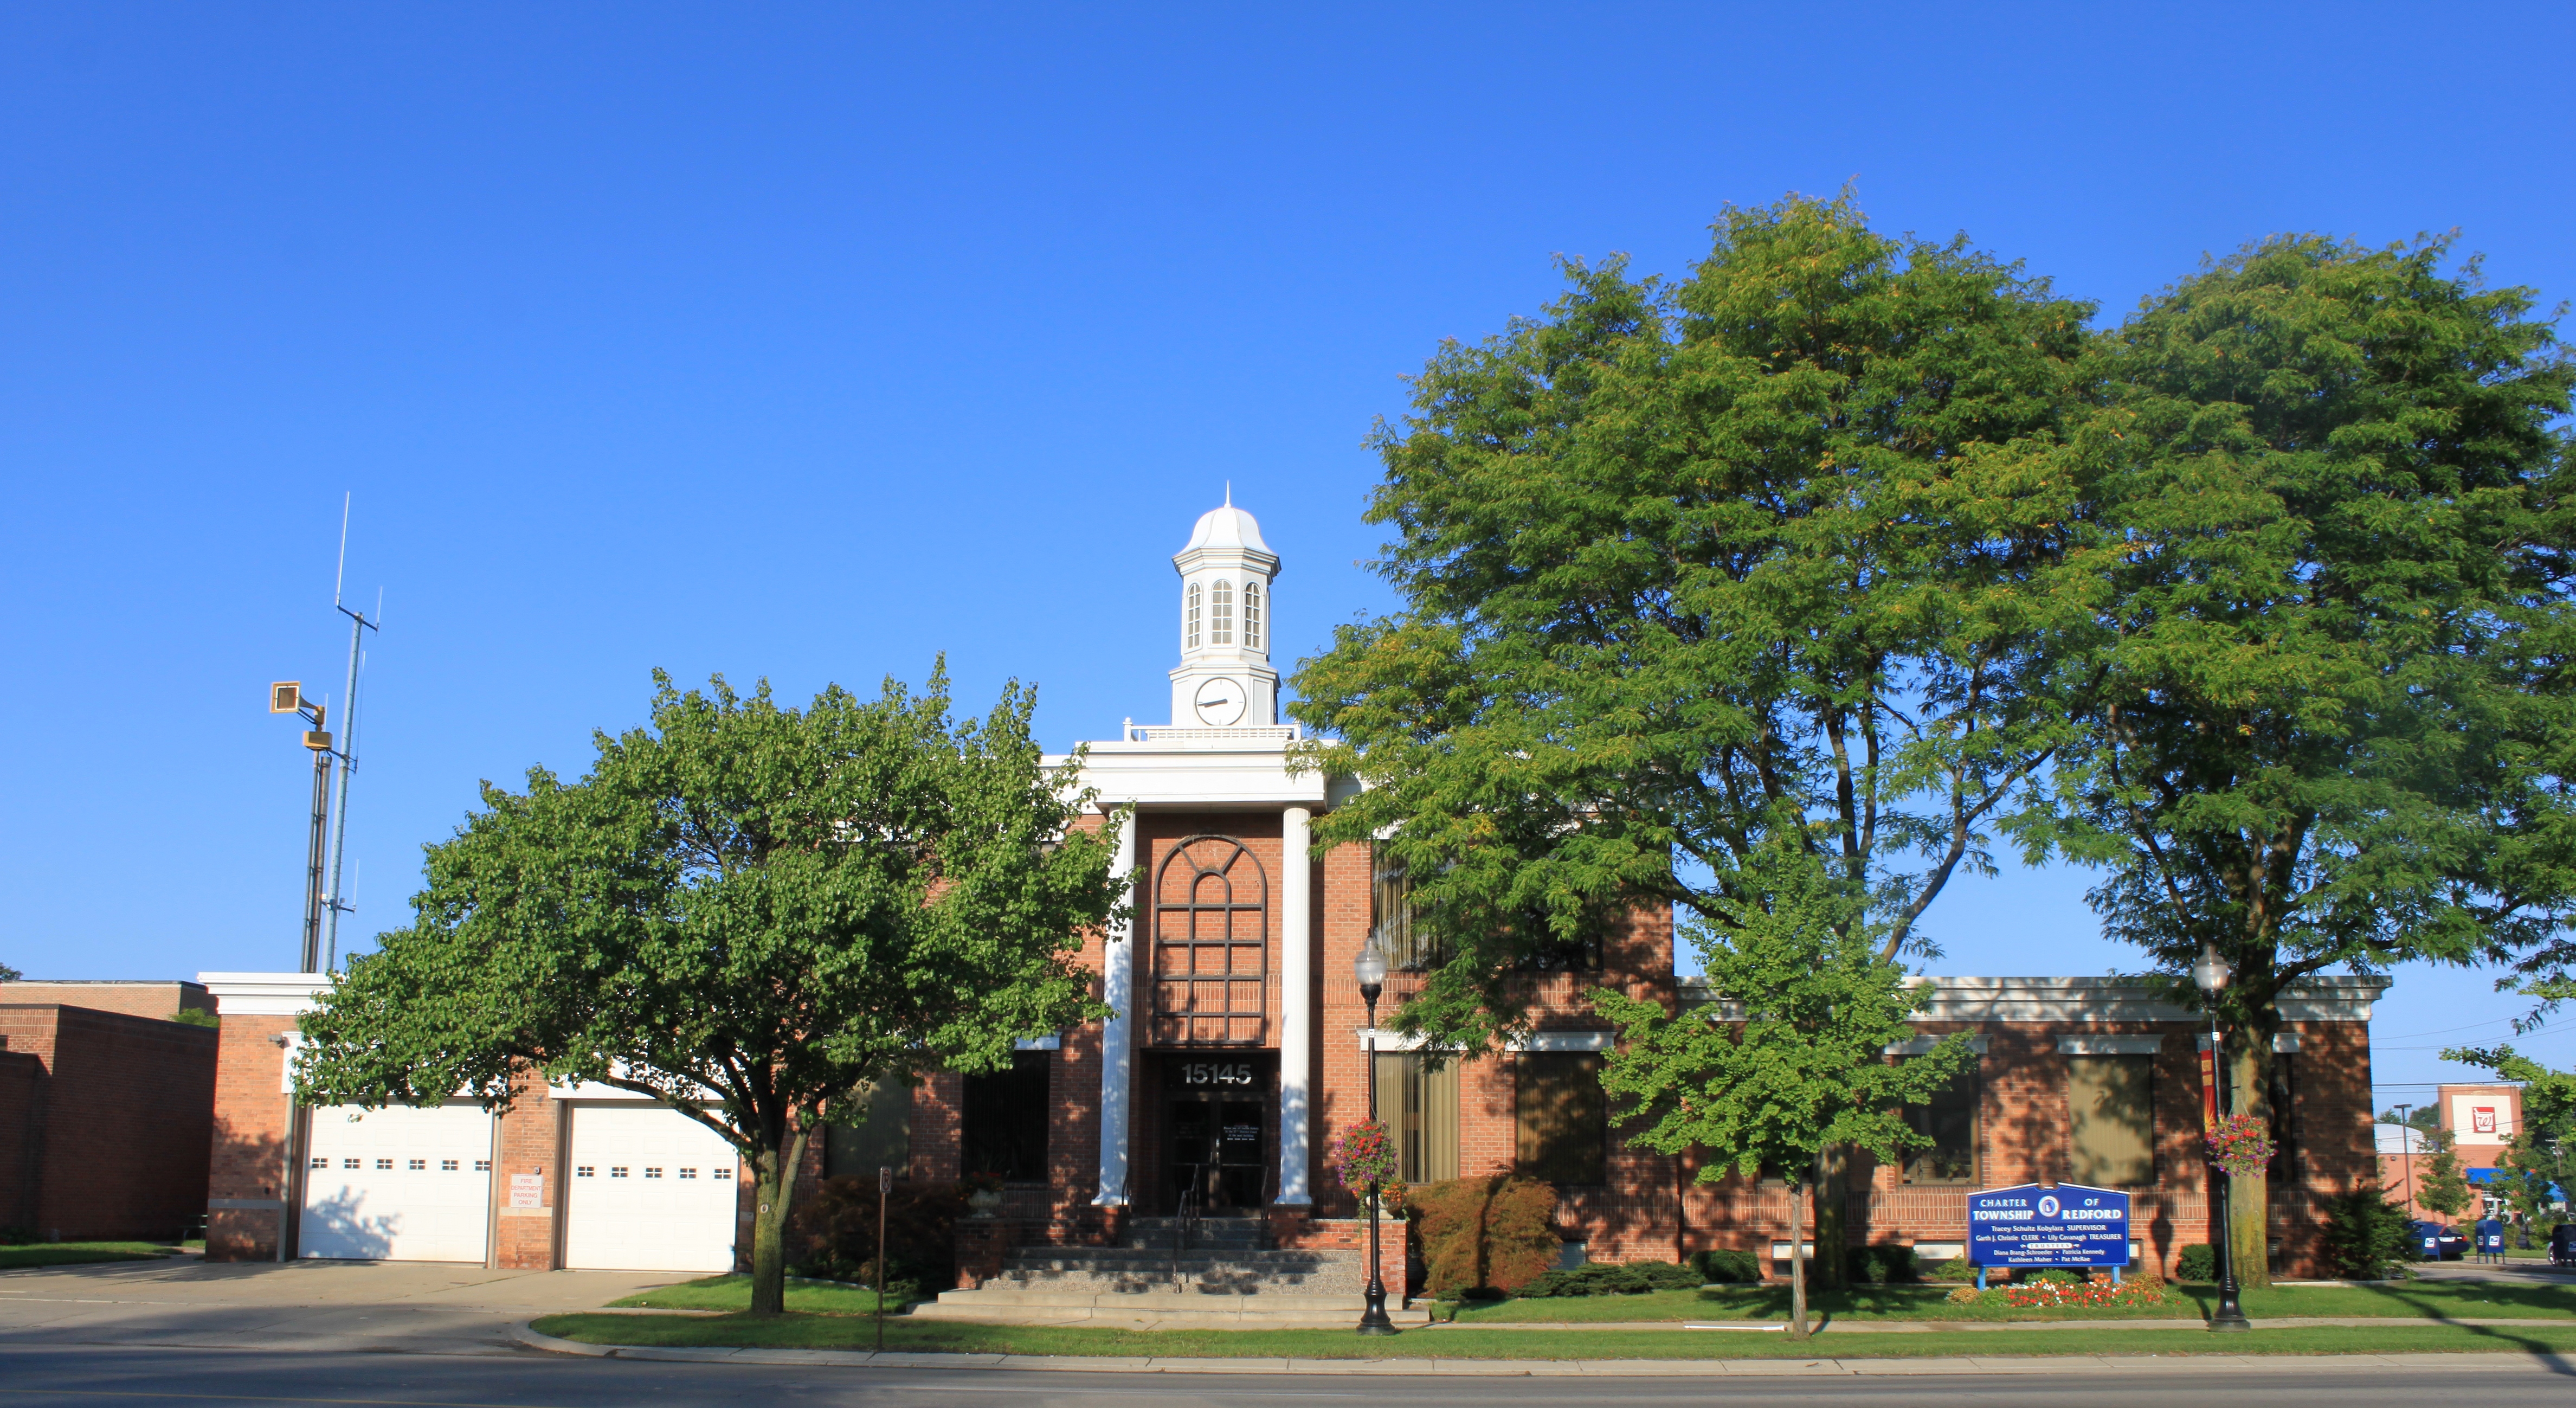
2551,1224 -> 2575,1268
2405,1221 -> 2468,1260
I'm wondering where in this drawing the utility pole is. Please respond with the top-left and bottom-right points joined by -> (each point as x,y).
2395,1103 -> 2417,1217
270,683 -> 334,972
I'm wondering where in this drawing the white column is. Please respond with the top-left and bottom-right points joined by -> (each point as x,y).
1093,811 -> 1138,1207
1276,805 -> 1313,1205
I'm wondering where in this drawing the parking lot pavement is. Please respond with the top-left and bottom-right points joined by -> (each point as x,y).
2410,1262 -> 2576,1286
0,1254 -> 682,1357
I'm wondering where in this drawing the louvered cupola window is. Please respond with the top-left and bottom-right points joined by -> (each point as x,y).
1242,580 -> 1262,650
1185,581 -> 1202,651
1210,580 -> 1233,645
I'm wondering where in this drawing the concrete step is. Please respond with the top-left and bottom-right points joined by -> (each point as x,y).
912,1285 -> 1432,1329
1119,1217 -> 1270,1250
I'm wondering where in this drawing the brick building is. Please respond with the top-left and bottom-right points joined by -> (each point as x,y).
1,995 -> 217,1242
199,499 -> 2390,1285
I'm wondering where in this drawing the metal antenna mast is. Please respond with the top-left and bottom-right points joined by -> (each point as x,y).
323,494 -> 381,972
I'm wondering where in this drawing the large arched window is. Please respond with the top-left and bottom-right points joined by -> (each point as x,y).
1184,582 -> 1202,652
1151,835 -> 1268,1045
1241,580 -> 1262,651
1209,580 -> 1233,646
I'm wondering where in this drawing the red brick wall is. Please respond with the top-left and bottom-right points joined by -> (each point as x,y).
0,1049 -> 39,1233
0,982 -> 212,1020
493,1075 -> 561,1270
205,1012 -> 298,1260
0,1004 -> 217,1242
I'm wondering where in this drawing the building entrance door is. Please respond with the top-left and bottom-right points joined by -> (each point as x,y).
1162,1054 -> 1272,1212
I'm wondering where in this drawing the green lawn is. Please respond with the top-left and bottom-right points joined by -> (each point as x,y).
0,1242 -> 178,1270
610,1275 -> 915,1315
530,1311 -> 2576,1360
1443,1280 -> 2576,1324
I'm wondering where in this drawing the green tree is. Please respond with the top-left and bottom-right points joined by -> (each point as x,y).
295,667 -> 1123,1316
1290,192 -> 2096,1280
2417,1129 -> 2476,1220
2024,234 -> 2576,1286
1590,841 -> 1975,1337
2378,1105 -> 2442,1133
0,961 -> 20,981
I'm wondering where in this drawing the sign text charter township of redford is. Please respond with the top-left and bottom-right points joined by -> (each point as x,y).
1967,1183 -> 2132,1268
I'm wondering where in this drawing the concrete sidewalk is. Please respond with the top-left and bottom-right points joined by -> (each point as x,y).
507,1319 -> 2576,1377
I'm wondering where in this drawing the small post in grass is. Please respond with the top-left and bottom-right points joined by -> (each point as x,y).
876,1165 -> 892,1354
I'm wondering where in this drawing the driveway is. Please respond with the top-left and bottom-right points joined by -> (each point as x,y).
0,1254 -> 681,1356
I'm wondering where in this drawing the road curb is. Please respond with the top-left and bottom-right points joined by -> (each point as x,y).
503,1320 -> 2576,1377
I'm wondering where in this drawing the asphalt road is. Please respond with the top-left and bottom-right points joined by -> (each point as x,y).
5,1345 -> 2576,1408
4,1256 -> 2574,1406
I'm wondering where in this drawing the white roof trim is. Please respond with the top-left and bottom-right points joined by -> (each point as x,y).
1679,974 -> 2386,1024
1353,1028 -> 1615,1053
1885,1034 -> 1991,1056
199,971 -> 334,1017
2058,1034 -> 2167,1055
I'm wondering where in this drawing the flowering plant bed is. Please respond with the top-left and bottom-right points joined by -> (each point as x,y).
2205,1114 -> 2275,1178
1948,1276 -> 2170,1310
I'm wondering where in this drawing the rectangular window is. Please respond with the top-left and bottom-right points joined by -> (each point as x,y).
644,1167 -> 663,1179
825,1077 -> 915,1181
1516,1051 -> 1607,1184
1242,582 -> 1262,650
474,1160 -> 491,1173
407,1159 -> 426,1171
575,1166 -> 594,1178
1210,580 -> 1233,645
440,1159 -> 459,1172
1186,583 -> 1201,651
310,1156 -> 327,1168
344,1158 -> 359,1169
2066,1055 -> 2155,1187
610,1166 -> 629,1179
678,1167 -> 697,1179
375,1159 -> 393,1171
1371,854 -> 1445,969
1373,1051 -> 1461,1184
713,1168 -> 732,1181
1901,1059 -> 1979,1185
962,1050 -> 1051,1182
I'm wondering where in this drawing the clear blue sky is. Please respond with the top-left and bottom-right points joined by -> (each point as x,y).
4,4 -> 2569,1100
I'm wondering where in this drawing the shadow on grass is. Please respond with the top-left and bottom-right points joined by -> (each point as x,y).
2166,1280 -> 2576,1374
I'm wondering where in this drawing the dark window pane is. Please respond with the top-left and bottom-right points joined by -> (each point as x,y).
1516,1052 -> 1606,1184
825,1078 -> 912,1181
1901,1059 -> 1978,1185
2066,1055 -> 2154,1187
962,1051 -> 1051,1182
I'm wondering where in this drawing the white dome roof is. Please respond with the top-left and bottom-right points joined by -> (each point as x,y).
1181,497 -> 1271,556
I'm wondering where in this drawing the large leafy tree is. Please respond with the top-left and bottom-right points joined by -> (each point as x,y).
1593,842 -> 1975,1336
296,667 -> 1122,1315
2025,235 -> 2576,1286
1290,194 -> 2098,1276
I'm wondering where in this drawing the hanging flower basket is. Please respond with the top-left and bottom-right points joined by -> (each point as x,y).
1328,1118 -> 1399,1199
2205,1114 -> 2274,1178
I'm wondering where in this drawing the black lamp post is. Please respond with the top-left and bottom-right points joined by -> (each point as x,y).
1355,933 -> 1397,1336
2192,946 -> 2251,1333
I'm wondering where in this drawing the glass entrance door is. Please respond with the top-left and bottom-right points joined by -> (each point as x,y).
1167,1096 -> 1266,1212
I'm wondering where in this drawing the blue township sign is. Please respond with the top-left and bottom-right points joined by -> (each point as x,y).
1968,1183 -> 2132,1269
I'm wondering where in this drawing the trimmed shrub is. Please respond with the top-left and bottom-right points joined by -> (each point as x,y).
1929,1257 -> 1974,1282
2175,1243 -> 2216,1282
1845,1242 -> 1919,1285
1696,1247 -> 1763,1283
1414,1175 -> 1561,1297
789,1176 -> 968,1291
2319,1185 -> 2410,1280
1515,1261 -> 1703,1297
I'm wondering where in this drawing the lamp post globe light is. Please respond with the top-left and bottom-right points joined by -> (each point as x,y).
2194,946 -> 2251,1333
1354,933 -> 1396,1336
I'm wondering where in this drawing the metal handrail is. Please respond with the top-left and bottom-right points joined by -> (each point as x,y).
1171,1163 -> 1203,1289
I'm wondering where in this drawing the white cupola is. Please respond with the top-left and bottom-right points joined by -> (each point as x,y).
1169,490 -> 1281,727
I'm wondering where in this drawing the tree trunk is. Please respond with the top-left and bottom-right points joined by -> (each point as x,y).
1812,1145 -> 1851,1289
1787,1174 -> 1809,1339
2229,1041 -> 2273,1289
746,1123 -> 812,1317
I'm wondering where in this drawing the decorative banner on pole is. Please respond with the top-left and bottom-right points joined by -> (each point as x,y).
2196,1033 -> 2220,1132
1968,1183 -> 2132,1270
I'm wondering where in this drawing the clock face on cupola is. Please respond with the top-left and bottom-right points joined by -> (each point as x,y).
1167,488 -> 1281,729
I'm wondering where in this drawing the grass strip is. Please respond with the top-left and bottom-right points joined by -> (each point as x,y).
1446,1281 -> 2576,1325
531,1311 -> 2576,1360
611,1275 -> 917,1315
0,1242 -> 176,1270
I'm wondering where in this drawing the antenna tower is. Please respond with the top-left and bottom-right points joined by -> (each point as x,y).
323,493 -> 381,972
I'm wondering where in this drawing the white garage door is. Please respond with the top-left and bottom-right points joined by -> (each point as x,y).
565,1104 -> 741,1272
300,1103 -> 494,1262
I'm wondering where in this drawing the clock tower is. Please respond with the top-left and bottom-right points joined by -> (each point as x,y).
1169,491 -> 1281,728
